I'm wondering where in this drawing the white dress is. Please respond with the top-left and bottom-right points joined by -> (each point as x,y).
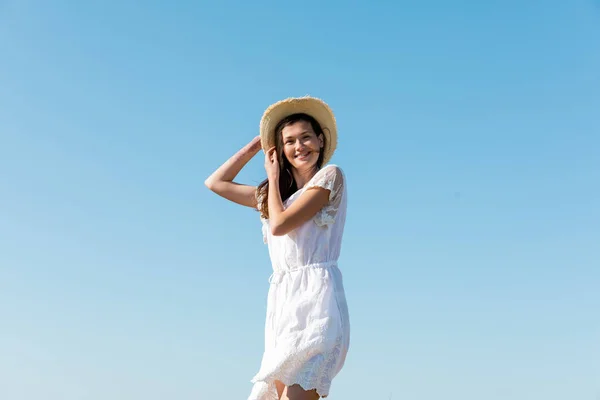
249,164 -> 351,400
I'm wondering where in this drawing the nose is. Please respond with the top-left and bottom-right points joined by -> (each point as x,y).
295,140 -> 305,152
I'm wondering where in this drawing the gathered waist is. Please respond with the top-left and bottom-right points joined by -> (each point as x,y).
268,261 -> 338,284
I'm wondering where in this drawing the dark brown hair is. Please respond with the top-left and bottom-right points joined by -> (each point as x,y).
257,113 -> 326,219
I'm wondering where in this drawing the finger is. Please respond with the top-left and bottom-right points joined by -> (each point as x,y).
267,147 -> 277,163
265,148 -> 273,161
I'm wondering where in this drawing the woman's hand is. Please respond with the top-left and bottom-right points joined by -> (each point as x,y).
265,147 -> 280,182
246,135 -> 262,154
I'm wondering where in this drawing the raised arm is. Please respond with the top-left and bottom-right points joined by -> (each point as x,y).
264,148 -> 342,236
204,136 -> 262,208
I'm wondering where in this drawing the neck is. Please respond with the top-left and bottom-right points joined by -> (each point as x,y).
292,165 -> 318,189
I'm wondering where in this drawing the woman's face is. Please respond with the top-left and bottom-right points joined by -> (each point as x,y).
281,120 -> 323,171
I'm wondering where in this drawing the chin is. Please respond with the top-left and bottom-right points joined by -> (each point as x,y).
292,161 -> 318,171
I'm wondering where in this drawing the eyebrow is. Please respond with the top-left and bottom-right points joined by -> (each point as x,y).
283,130 -> 312,140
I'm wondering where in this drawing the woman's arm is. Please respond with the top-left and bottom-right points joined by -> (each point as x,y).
264,147 -> 330,236
268,181 -> 329,236
204,136 -> 262,208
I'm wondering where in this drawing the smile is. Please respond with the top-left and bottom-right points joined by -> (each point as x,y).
295,151 -> 311,160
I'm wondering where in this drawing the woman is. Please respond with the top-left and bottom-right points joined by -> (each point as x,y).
205,96 -> 350,400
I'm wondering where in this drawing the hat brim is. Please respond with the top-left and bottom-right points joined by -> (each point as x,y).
259,96 -> 337,166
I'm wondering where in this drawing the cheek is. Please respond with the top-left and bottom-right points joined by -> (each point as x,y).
310,139 -> 322,151
283,146 -> 295,159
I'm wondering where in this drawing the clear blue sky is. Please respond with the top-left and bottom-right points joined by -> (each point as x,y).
1,1 -> 599,399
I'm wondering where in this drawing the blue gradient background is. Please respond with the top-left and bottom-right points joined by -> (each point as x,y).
1,1 -> 599,399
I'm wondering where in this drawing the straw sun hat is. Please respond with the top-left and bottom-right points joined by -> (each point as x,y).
259,96 -> 338,166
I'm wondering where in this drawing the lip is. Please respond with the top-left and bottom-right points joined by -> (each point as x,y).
295,151 -> 311,160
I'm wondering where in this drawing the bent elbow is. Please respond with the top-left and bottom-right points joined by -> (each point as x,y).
204,177 -> 215,191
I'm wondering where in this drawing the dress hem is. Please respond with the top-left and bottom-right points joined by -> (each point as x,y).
249,378 -> 330,400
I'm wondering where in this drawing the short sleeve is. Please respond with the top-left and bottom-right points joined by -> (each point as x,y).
305,165 -> 345,227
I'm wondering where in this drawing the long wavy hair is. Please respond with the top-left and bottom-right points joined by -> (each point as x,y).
257,113 -> 326,219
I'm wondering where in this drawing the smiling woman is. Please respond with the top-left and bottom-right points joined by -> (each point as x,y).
255,113 -> 327,223
281,114 -> 324,167
205,96 -> 350,400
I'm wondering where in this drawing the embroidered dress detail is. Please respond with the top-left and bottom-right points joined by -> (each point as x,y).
249,165 -> 350,399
